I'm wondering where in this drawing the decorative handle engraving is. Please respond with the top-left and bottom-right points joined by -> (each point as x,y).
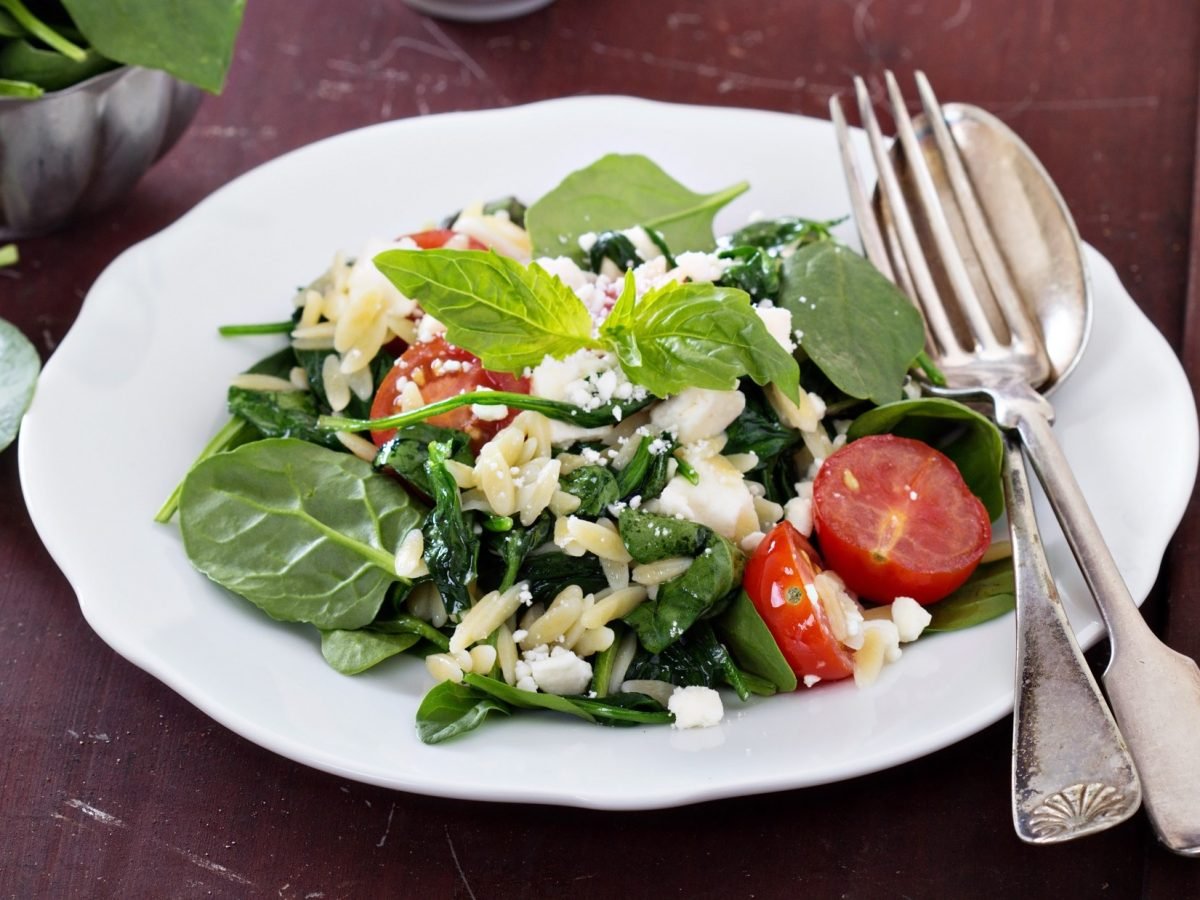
1027,782 -> 1134,839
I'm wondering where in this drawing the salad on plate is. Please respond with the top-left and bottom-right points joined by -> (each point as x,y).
159,153 -> 1013,742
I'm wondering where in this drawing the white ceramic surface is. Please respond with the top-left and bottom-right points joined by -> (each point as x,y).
19,97 -> 1199,810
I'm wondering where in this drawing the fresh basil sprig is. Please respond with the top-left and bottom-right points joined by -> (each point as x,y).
371,253 -> 801,403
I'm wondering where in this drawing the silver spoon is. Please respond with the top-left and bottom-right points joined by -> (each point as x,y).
900,94 -> 1200,853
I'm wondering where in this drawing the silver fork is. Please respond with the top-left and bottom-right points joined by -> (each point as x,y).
830,71 -> 1163,845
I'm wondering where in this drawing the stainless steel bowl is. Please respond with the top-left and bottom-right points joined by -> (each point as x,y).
0,66 -> 202,239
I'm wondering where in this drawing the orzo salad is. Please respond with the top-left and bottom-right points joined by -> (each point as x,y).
160,154 -> 1014,742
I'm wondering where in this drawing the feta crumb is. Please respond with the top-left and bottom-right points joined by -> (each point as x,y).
755,305 -> 796,352
650,387 -> 745,444
529,646 -> 593,696
783,495 -> 814,537
891,596 -> 932,642
668,685 -> 725,729
803,675 -> 822,688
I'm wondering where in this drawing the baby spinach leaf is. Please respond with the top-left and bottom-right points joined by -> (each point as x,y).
723,381 -> 802,461
588,622 -> 625,698
440,195 -> 528,229
779,242 -> 925,405
464,673 -> 594,722
588,230 -> 642,273
227,386 -> 344,450
626,623 -> 753,700
569,692 -> 673,726
375,423 -> 472,497
484,513 -> 553,593
926,559 -> 1015,632
0,316 -> 39,452
619,510 -> 745,653
465,674 -> 672,727
526,153 -> 748,261
601,278 -> 801,403
416,681 -> 510,744
179,438 -> 420,629
320,628 -> 420,675
714,591 -> 797,693
422,441 -> 479,616
60,0 -> 246,93
370,610 -> 451,651
615,434 -> 676,501
716,245 -> 780,303
0,38 -> 112,91
521,551 -> 608,604
560,465 -> 620,517
724,216 -> 840,254
373,249 -> 599,373
848,397 -> 1006,521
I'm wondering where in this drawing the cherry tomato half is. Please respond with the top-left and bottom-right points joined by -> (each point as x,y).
403,228 -> 488,251
744,522 -> 855,683
812,434 -> 991,604
369,336 -> 529,449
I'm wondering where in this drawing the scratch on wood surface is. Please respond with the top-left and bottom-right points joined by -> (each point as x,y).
376,802 -> 396,848
445,826 -> 477,900
994,95 -> 1160,115
422,19 -> 489,85
56,799 -> 255,888
588,42 -> 808,94
941,0 -> 973,30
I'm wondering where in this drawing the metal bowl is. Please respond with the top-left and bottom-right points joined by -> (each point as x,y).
0,66 -> 202,239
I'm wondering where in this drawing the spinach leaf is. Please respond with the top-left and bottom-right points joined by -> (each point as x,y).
484,513 -> 553,593
373,249 -> 599,373
560,465 -> 620,517
847,397 -> 1006,520
465,674 -> 672,726
320,628 -> 420,675
615,434 -> 676,501
294,343 -> 394,421
588,230 -> 642,273
526,153 -> 748,261
0,0 -> 85,60
422,440 -> 479,616
227,386 -> 345,450
714,591 -> 798,692
179,438 -> 421,629
440,195 -> 528,229
625,623 -> 754,701
778,242 -> 925,405
723,381 -> 801,461
619,510 -> 745,653
0,316 -> 39,452
370,610 -> 451,651
521,551 -> 608,604
416,680 -> 510,744
724,216 -> 839,254
375,423 -> 472,497
716,245 -> 780,303
926,559 -> 1015,632
602,276 -> 801,403
59,0 -> 246,92
589,622 -> 624,697
0,38 -> 112,91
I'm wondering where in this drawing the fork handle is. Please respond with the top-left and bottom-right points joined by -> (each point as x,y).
1004,433 -> 1141,843
1001,389 -> 1200,855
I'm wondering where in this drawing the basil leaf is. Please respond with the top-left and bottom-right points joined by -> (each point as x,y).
373,249 -> 598,373
926,559 -> 1015,632
779,242 -> 925,405
60,0 -> 246,92
422,441 -> 479,616
600,278 -> 801,403
320,628 -> 420,675
714,591 -> 798,693
0,316 -> 39,452
416,681 -> 510,744
179,439 -> 420,629
526,153 -> 748,261
848,397 -> 1006,521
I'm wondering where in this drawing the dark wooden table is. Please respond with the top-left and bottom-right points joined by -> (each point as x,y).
5,1 -> 1200,896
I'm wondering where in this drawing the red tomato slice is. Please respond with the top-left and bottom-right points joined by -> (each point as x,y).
403,228 -> 488,251
370,336 -> 529,449
744,522 -> 855,683
812,434 -> 991,604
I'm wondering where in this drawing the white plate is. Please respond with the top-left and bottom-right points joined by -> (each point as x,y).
20,97 -> 1199,809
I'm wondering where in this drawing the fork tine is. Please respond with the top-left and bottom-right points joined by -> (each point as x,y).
882,70 -> 1005,356
853,76 -> 965,364
913,71 -> 1052,382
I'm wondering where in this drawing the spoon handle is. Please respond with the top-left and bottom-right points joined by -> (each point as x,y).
1013,401 -> 1200,855
1004,433 -> 1141,843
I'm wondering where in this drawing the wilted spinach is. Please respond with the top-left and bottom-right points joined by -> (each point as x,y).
484,513 -> 553,593
560,465 -> 620,517
615,434 -> 676,501
588,230 -> 642,273
626,623 -> 764,701
521,551 -> 609,605
421,441 -> 479,616
416,680 -> 510,744
723,215 -> 840,254
717,245 -> 780,303
375,423 -> 473,497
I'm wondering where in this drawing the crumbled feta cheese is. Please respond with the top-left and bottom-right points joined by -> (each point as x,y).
471,402 -> 509,421
535,255 -> 595,292
417,313 -> 446,343
668,685 -> 725,729
891,596 -> 932,642
647,448 -> 758,541
667,250 -> 730,284
622,226 -> 665,263
529,646 -> 593,696
783,495 -> 814,537
650,387 -> 745,444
